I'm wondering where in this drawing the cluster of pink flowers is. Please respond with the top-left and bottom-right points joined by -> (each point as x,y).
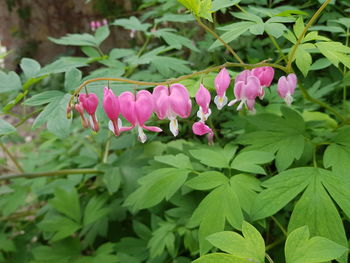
73,67 -> 297,143
90,19 -> 108,31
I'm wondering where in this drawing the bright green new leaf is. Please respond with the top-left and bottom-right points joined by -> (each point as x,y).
189,184 -> 243,254
285,226 -> 348,263
0,119 -> 16,135
293,17 -> 305,39
295,44 -> 312,77
207,222 -> 265,263
316,41 -> 350,69
231,150 -> 274,175
177,0 -> 213,22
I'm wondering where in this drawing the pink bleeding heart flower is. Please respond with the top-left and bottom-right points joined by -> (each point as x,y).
153,83 -> 192,137
214,68 -> 231,110
119,90 -> 162,143
90,21 -> 96,31
195,84 -> 211,122
103,87 -> 121,136
236,69 -> 265,99
251,67 -> 274,87
277,73 -> 297,106
192,121 -> 214,145
228,75 -> 261,113
95,21 -> 101,28
75,102 -> 89,128
79,93 -> 99,132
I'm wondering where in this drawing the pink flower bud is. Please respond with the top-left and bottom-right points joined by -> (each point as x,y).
192,121 -> 214,145
75,102 -> 89,128
79,93 -> 99,132
103,87 -> 121,136
228,75 -> 261,113
277,73 -> 297,106
96,21 -> 101,28
214,68 -> 231,110
90,21 -> 96,31
195,84 -> 211,122
251,67 -> 274,87
102,19 -> 108,25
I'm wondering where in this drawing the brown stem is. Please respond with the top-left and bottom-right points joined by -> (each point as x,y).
0,141 -> 24,173
0,168 -> 101,181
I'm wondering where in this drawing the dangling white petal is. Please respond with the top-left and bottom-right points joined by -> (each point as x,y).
237,100 -> 245,111
214,95 -> 228,110
118,118 -> 123,129
88,116 -> 94,128
228,99 -> 238,107
169,118 -> 179,137
285,93 -> 293,106
197,107 -> 212,122
205,108 -> 212,120
137,126 -> 147,143
108,120 -> 115,134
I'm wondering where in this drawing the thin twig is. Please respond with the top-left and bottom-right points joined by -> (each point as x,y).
0,141 -> 24,173
286,0 -> 332,72
196,17 -> 244,64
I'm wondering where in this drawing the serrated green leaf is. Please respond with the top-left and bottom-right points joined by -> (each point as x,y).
49,33 -> 98,47
316,42 -> 350,69
83,196 -> 110,226
94,25 -> 110,46
50,187 -> 81,223
112,16 -> 151,32
190,147 -> 233,168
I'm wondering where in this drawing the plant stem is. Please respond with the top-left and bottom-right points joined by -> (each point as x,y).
0,141 -> 24,173
265,253 -> 275,263
268,33 -> 288,64
0,168 -> 101,181
102,134 -> 112,163
343,27 -> 349,110
298,82 -> 345,121
266,237 -> 285,251
69,61 -> 287,108
196,17 -> 244,64
286,0 -> 332,72
271,215 -> 288,236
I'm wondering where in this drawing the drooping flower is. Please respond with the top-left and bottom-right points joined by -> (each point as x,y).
195,84 -> 211,122
251,67 -> 275,87
119,90 -> 162,143
214,68 -> 231,110
235,69 -> 265,99
75,102 -> 89,128
277,73 -> 297,106
90,21 -> 96,31
153,83 -> 192,137
228,75 -> 261,113
192,121 -> 214,145
103,87 -> 121,136
79,93 -> 99,132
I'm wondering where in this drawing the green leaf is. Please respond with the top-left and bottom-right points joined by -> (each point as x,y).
64,68 -> 82,92
83,196 -> 110,226
285,226 -> 348,263
94,25 -> 110,46
211,0 -> 240,12
124,168 -> 189,210
251,167 -> 312,220
102,167 -> 122,195
193,253 -> 252,263
238,106 -> 305,172
112,16 -> 151,32
231,150 -> 274,175
189,184 -> 243,254
50,187 -> 81,223
264,20 -> 288,38
207,222 -> 264,263
49,33 -> 98,47
20,58 -> 41,79
295,44 -> 312,77
186,171 -> 228,190
293,17 -> 305,38
190,147 -> 233,168
0,119 -> 16,135
316,41 -> 350,69
309,58 -> 332,71
23,90 -> 64,106
157,31 -> 199,52
38,57 -> 88,76
148,221 -> 176,259
177,0 -> 213,21
288,172 -> 348,263
155,153 -> 193,169
0,71 -> 22,93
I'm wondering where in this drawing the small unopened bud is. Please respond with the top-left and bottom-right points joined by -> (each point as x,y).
66,105 -> 72,119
